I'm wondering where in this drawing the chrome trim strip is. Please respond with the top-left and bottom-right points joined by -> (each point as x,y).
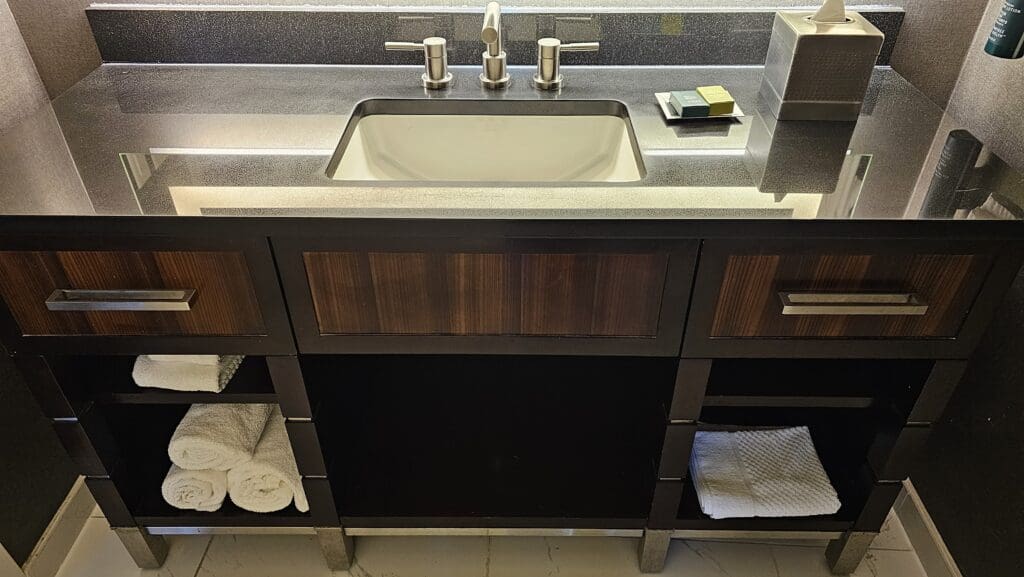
146,526 -> 316,535
344,528 -> 644,537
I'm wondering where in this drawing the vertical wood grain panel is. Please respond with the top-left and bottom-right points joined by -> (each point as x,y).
304,251 -> 668,338
710,253 -> 989,338
590,254 -> 669,336
0,250 -> 265,336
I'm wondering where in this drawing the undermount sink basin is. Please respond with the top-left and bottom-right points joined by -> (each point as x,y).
326,99 -> 645,183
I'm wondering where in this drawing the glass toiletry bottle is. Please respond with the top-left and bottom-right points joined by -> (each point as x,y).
985,0 -> 1024,59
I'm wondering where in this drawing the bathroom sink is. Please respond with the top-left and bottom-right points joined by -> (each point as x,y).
326,99 -> 645,183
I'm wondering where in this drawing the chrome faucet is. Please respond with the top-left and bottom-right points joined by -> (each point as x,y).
480,1 -> 510,89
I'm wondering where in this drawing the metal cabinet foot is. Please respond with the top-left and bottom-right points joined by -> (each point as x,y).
638,529 -> 672,573
825,531 -> 877,575
113,526 -> 169,569
316,527 -> 355,571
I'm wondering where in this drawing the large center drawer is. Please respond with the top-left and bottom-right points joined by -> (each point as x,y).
0,236 -> 293,354
682,239 -> 1016,358
275,237 -> 697,355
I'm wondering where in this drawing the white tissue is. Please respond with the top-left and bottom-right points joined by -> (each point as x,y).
812,0 -> 848,23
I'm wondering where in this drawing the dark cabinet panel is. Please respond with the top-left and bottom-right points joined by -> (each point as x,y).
304,251 -> 667,338
279,237 -> 697,355
710,252 -> 988,339
683,239 -> 1019,358
0,250 -> 265,337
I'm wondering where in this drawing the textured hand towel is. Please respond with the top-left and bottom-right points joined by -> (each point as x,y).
132,355 -> 244,393
168,403 -> 274,471
689,426 -> 841,519
228,407 -> 309,513
146,355 -> 220,365
161,465 -> 227,512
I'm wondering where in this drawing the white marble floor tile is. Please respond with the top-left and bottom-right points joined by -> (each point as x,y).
347,536 -> 489,577
55,518 -> 209,577
196,535 -> 332,577
870,511 -> 914,551
770,543 -> 927,577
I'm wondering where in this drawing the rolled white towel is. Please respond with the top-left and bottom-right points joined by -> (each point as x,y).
132,355 -> 244,393
161,465 -> 227,512
146,355 -> 220,365
228,407 -> 308,513
168,403 -> 274,471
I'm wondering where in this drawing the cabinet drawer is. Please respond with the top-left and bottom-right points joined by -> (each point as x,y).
0,237 -> 293,353
277,237 -> 697,355
683,239 -> 1005,357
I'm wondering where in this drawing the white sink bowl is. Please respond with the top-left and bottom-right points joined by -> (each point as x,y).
327,99 -> 645,183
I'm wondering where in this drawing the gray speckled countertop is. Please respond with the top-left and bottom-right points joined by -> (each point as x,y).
1,63 -> 1021,220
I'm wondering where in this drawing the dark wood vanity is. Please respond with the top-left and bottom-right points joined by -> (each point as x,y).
1,217 -> 1020,573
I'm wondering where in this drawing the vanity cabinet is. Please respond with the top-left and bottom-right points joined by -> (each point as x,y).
274,237 -> 698,355
0,236 -> 294,354
2,220 -> 1020,575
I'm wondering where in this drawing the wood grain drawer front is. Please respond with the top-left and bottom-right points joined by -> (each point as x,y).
303,251 -> 669,337
710,252 -> 990,339
0,251 -> 266,337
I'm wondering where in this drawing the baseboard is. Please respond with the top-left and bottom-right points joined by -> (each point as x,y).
895,479 -> 964,577
21,477 -> 95,577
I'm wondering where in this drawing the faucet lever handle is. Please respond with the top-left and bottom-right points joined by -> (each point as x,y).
533,37 -> 600,90
384,41 -> 425,51
385,37 -> 453,90
560,42 -> 600,53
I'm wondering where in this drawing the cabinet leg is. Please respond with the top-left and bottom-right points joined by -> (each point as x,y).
113,527 -> 168,569
825,531 -> 877,575
316,527 -> 354,571
638,529 -> 672,573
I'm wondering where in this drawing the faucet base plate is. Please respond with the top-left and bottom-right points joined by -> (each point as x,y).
479,73 -> 511,90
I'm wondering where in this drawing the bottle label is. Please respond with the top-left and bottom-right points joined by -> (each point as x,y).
986,0 -> 1024,59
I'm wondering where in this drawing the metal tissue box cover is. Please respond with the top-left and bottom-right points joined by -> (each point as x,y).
761,11 -> 884,121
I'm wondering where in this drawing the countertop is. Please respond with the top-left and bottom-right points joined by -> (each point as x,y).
1,63 -> 1023,221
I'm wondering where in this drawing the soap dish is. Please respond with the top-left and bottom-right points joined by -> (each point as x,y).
655,92 -> 745,122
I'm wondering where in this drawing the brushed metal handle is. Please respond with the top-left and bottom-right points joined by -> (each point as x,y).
46,289 -> 197,312
778,292 -> 929,316
385,37 -> 452,89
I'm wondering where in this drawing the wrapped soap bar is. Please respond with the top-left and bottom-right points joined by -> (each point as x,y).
696,86 -> 736,116
669,91 -> 710,117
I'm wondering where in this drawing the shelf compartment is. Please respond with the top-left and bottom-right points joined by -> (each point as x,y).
702,359 -> 933,412
671,406 -> 888,531
90,404 -> 312,528
49,355 -> 278,405
304,355 -> 676,527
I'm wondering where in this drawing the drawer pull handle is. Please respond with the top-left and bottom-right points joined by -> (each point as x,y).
778,292 -> 928,316
45,289 -> 197,312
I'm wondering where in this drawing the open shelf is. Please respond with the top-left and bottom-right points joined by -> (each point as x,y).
50,355 -> 278,405
703,359 -> 933,412
92,404 -> 311,527
671,406 -> 883,531
304,355 -> 676,528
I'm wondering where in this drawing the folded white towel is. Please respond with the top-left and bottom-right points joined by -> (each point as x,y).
161,465 -> 227,512
690,426 -> 841,520
146,355 -> 220,366
168,403 -> 274,471
228,407 -> 308,513
132,355 -> 244,393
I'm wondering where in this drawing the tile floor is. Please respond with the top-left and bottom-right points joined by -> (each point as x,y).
57,507 -> 928,577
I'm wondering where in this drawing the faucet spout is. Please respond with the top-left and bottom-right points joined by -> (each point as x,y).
482,1 -> 502,57
479,1 -> 510,89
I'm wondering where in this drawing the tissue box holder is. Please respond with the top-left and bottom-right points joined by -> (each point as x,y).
760,11 -> 884,121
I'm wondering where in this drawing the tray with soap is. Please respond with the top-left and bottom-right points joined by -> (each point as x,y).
656,86 -> 744,122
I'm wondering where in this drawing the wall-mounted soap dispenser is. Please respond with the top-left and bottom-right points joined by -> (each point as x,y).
760,0 -> 884,121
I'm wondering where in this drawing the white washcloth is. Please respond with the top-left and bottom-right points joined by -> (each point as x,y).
689,426 -> 841,519
228,407 -> 309,513
146,355 -> 220,365
168,403 -> 274,471
161,465 -> 227,512
132,355 -> 244,393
